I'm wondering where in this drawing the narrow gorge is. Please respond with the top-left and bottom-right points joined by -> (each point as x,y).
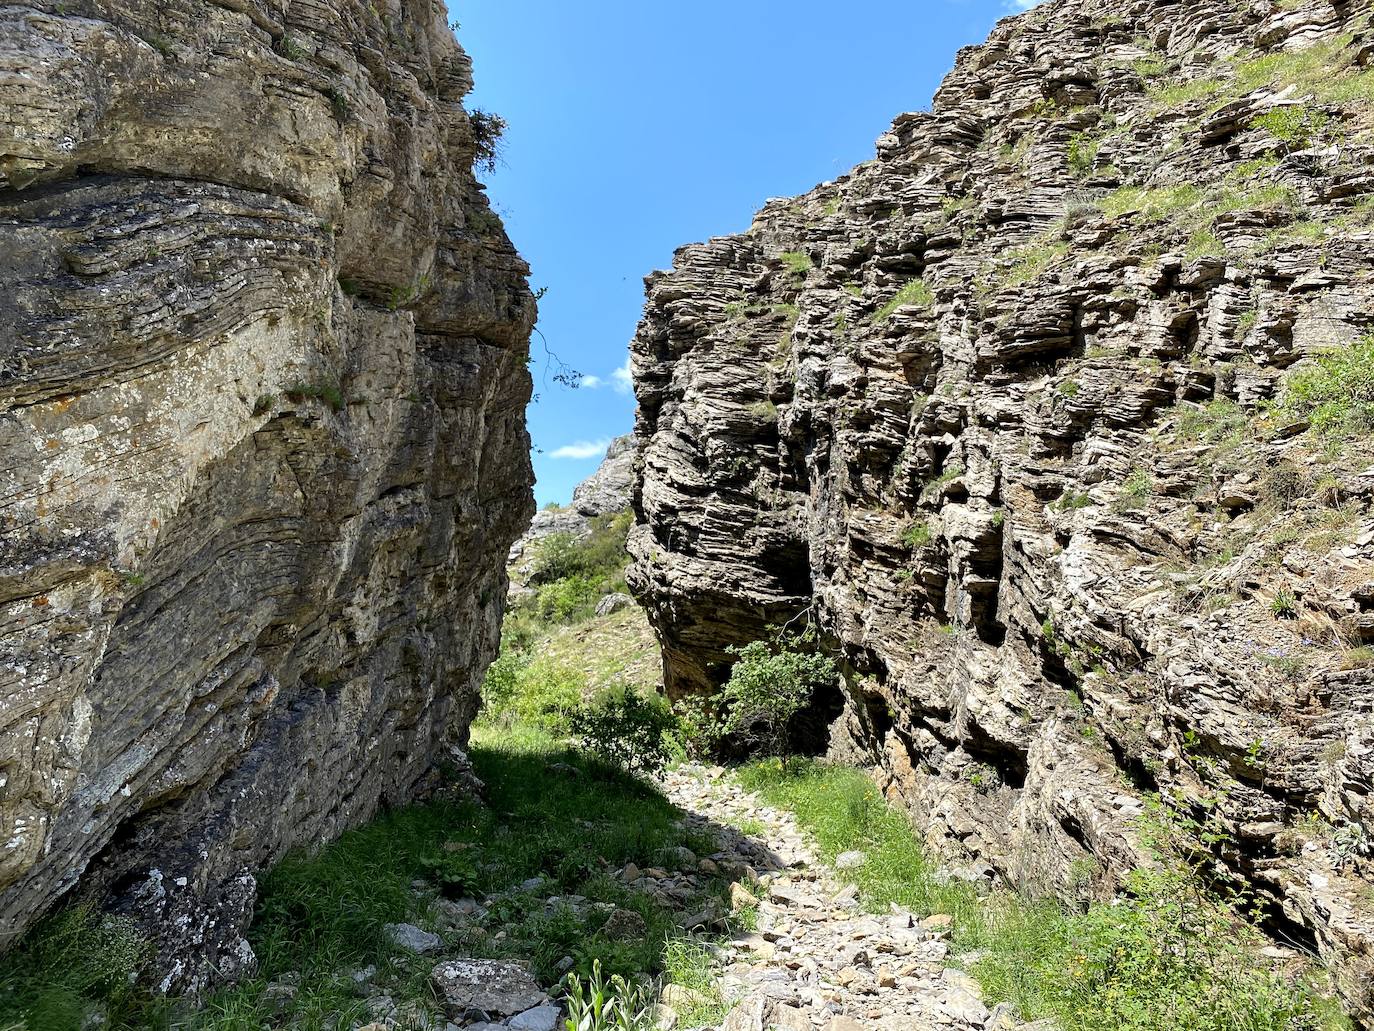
2,0 -> 1373,1029
627,0 -> 1374,1021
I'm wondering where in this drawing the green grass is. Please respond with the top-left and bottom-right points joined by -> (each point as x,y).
874,279 -> 934,321
0,727 -> 731,1031
1281,335 -> 1374,435
779,251 -> 812,276
902,520 -> 932,549
738,760 -> 1349,1031
1000,241 -> 1070,288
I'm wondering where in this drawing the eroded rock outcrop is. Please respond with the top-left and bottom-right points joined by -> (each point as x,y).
628,0 -> 1374,1017
509,433 -> 635,574
0,0 -> 534,988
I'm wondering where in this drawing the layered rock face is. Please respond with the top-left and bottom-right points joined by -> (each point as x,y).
628,0 -> 1374,1016
0,0 -> 534,989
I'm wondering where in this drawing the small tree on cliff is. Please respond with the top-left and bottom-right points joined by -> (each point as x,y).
718,630 -> 837,767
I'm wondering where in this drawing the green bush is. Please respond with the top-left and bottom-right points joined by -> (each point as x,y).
481,656 -> 584,733
568,690 -> 677,777
481,646 -> 530,716
1282,335 -> 1374,435
469,108 -> 507,174
521,512 -> 633,627
534,575 -> 604,624
716,631 -> 838,764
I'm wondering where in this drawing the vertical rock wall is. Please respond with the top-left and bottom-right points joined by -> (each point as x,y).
0,0 -> 535,988
629,0 -> 1374,1018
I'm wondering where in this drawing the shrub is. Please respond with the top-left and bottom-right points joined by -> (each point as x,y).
535,575 -> 604,624
1067,131 -> 1099,177
522,512 -> 633,626
489,656 -> 584,733
666,694 -> 724,761
469,109 -> 507,174
283,380 -> 346,412
532,512 -> 632,587
1253,106 -> 1331,150
481,646 -> 530,717
568,691 -> 677,777
717,631 -> 838,765
1281,335 -> 1374,435
902,520 -> 932,548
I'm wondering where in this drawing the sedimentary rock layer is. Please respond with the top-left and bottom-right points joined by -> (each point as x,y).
0,0 -> 535,988
628,0 -> 1374,1018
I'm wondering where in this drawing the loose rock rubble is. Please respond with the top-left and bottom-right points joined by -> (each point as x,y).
660,767 -> 1043,1031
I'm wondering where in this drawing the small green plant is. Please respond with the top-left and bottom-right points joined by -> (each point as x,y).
1067,131 -> 1100,177
875,279 -> 933,321
325,86 -> 349,123
1057,379 -> 1081,398
902,520 -> 932,549
1122,467 -> 1153,500
1054,490 -> 1092,511
1253,106 -> 1331,151
251,393 -> 275,416
388,273 -> 430,310
1271,589 -> 1298,620
748,400 -> 778,422
276,33 -> 306,60
283,381 -> 346,412
561,959 -> 655,1031
779,251 -> 812,276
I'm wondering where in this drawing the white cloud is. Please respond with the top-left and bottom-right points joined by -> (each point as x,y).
549,438 -> 611,461
611,361 -> 633,395
581,374 -> 604,389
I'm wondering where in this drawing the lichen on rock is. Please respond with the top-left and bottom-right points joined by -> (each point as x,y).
0,0 -> 535,989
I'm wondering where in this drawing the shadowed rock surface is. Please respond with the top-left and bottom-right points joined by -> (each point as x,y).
0,0 -> 534,989
627,0 -> 1374,1019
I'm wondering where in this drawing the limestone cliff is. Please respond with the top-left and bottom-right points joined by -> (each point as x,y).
0,0 -> 534,989
628,0 -> 1374,1018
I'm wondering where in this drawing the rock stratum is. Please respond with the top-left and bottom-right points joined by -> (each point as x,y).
628,0 -> 1374,1018
0,0 -> 534,989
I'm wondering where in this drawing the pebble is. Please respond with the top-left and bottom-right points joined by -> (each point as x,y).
384,923 -> 441,954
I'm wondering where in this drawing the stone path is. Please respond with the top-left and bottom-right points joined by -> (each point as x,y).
661,766 -> 1040,1031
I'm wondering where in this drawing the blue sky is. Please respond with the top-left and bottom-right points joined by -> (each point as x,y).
452,0 -> 1043,506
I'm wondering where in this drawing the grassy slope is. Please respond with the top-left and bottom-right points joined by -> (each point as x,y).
0,728 -> 724,1031
738,760 -> 1350,1031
